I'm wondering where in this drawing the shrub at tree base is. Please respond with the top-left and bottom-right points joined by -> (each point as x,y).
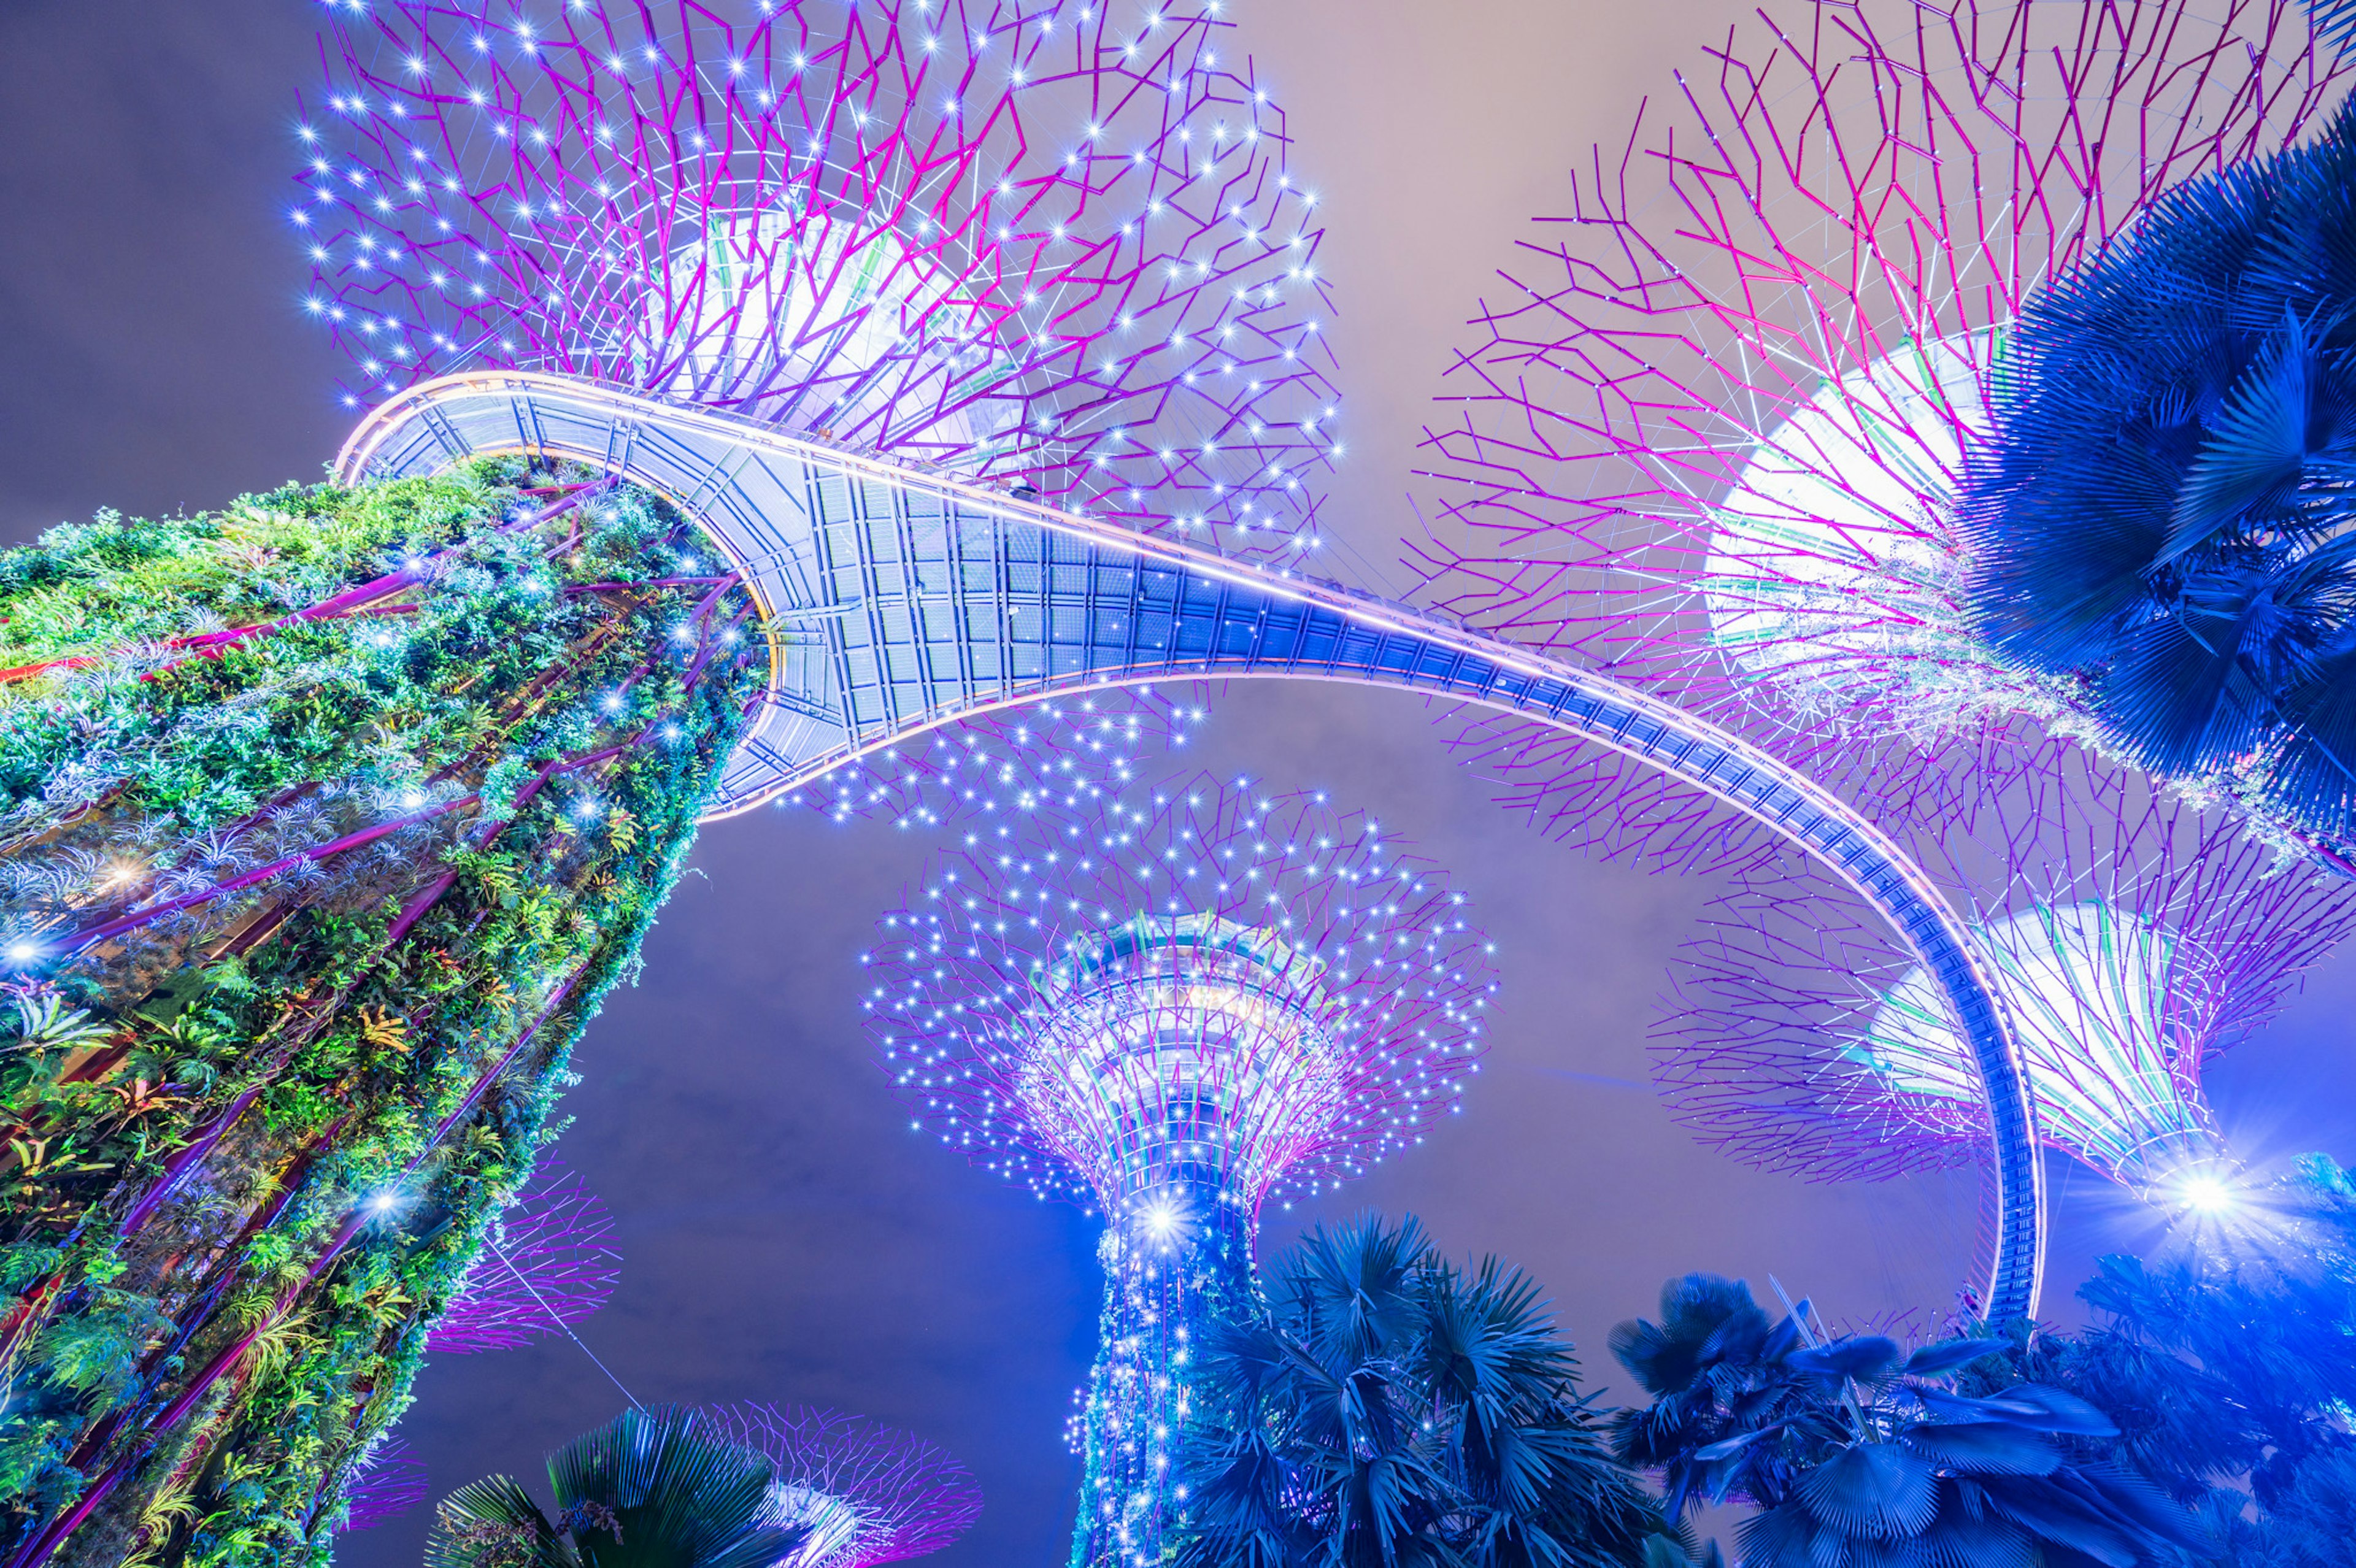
0,462 -> 763,1568
1611,1275 -> 2209,1566
1973,1155 -> 2356,1567
1180,1213 -> 1671,1568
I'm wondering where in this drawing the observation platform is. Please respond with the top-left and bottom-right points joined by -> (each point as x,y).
338,371 -> 2047,1323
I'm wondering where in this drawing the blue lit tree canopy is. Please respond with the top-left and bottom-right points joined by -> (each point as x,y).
1960,96 -> 2356,842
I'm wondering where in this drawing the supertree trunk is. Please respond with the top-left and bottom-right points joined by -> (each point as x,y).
1068,1183 -> 1255,1568
0,458 -> 763,1568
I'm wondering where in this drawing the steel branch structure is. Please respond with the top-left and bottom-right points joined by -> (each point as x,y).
337,1437 -> 428,1532
425,1158 -> 620,1354
1661,738 -> 2356,1202
863,776 -> 1492,1563
306,0 -> 1341,553
1408,0 -> 2356,873
313,1 -> 2056,1320
703,1404 -> 981,1567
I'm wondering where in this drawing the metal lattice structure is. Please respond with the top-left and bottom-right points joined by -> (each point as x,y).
863,775 -> 1493,1564
341,372 -> 2055,1320
426,1158 -> 620,1354
304,0 -> 1341,553
703,1403 -> 981,1567
309,0 -> 2063,1320
1662,738 -> 2356,1198
1409,0 -> 2356,874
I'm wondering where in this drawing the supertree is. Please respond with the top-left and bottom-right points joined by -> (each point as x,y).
0,1 -> 1327,1559
1409,0 -> 2356,869
0,463 -> 765,1564
425,1156 -> 619,1354
302,0 -> 1342,551
1657,740 -> 2356,1205
703,1403 -> 982,1567
295,0 -> 2084,1334
860,774 -> 1495,1566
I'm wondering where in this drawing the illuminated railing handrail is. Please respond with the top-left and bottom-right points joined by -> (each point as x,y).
336,371 -> 2046,1321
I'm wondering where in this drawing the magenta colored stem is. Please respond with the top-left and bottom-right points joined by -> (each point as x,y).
381,760 -> 564,947
563,575 -> 735,593
4,480 -> 610,688
67,740 -> 634,955
64,798 -> 474,955
115,1086 -> 266,1241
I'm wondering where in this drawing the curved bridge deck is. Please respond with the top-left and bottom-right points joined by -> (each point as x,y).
342,371 -> 2047,1324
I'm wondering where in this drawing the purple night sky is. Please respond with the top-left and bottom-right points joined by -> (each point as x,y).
6,2 -> 2356,1562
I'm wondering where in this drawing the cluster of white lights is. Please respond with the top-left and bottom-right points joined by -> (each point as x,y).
299,0 -> 1343,550
864,774 -> 1497,1213
774,685 -> 1208,829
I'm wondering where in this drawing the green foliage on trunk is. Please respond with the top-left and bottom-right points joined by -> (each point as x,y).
0,460 -> 764,1568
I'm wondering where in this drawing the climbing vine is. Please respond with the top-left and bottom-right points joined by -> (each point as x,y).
0,458 -> 764,1568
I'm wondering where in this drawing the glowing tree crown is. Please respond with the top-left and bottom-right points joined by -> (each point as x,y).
304,0 -> 1342,551
703,1404 -> 982,1567
1409,0 -> 2356,867
772,684 -> 1209,828
426,1157 -> 620,1354
864,775 -> 1495,1220
1659,744 -> 2356,1194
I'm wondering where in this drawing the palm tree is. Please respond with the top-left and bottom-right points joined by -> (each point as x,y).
1958,93 -> 2356,842
1180,1213 -> 1668,1568
424,1405 -> 807,1568
1611,1275 -> 2209,1566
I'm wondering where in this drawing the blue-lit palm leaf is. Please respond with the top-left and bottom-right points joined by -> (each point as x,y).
1960,96 -> 2356,837
2313,0 -> 2356,50
1179,1215 -> 1667,1568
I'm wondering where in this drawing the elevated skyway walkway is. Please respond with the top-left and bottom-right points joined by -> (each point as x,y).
340,371 -> 2047,1324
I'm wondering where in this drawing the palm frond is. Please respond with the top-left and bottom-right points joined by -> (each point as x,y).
1959,94 -> 2356,836
2309,0 -> 2356,49
424,1476 -> 572,1568
545,1405 -> 801,1568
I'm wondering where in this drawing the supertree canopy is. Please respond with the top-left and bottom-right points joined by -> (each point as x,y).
305,0 -> 1342,550
0,462 -> 764,1566
861,775 -> 1495,1566
424,1156 -> 619,1354
703,1403 -> 982,1567
770,685 -> 1211,829
1658,740 -> 2356,1201
1409,0 -> 2356,867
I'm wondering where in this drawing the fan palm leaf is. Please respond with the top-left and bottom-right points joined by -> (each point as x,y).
425,1407 -> 803,1568
1959,96 -> 2356,837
